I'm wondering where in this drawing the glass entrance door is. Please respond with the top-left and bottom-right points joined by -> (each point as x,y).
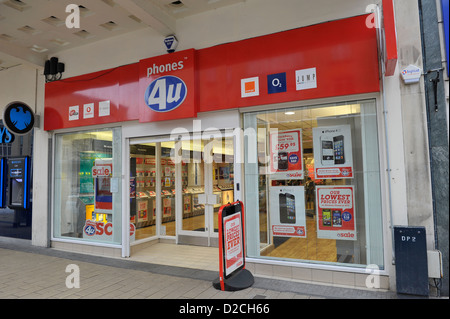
129,134 -> 236,247
177,135 -> 235,247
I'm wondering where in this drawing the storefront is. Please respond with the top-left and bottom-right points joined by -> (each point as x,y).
45,14 -> 388,282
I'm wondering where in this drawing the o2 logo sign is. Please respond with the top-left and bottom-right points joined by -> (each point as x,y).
144,76 -> 187,112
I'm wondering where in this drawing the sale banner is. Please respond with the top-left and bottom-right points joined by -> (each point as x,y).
223,212 -> 244,276
83,220 -> 113,242
269,186 -> 307,238
312,125 -> 353,179
93,161 -> 113,211
269,129 -> 303,180
316,186 -> 356,240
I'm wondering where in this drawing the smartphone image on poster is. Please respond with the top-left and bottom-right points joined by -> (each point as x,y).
277,152 -> 289,171
333,135 -> 345,165
332,210 -> 342,227
322,209 -> 331,226
320,137 -> 334,166
279,192 -> 296,224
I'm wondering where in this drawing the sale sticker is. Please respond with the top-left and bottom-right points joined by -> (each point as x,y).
269,129 -> 303,180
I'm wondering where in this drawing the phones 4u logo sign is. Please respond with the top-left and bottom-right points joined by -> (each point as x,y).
139,49 -> 196,123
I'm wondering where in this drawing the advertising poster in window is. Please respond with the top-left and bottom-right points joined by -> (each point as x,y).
92,160 -> 113,210
312,125 -> 353,179
163,197 -> 172,217
269,186 -> 307,238
138,200 -> 148,222
223,212 -> 244,276
316,185 -> 356,240
269,129 -> 303,180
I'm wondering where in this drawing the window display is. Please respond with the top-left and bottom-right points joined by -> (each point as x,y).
243,100 -> 384,268
53,128 -> 122,244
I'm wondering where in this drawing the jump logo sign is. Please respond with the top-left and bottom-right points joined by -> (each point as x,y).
139,49 -> 196,123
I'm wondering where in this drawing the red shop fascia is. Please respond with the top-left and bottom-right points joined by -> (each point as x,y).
44,14 -> 384,131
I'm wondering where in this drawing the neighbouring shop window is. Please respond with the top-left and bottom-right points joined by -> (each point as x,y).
0,121 -> 33,239
243,99 -> 384,269
53,128 -> 122,244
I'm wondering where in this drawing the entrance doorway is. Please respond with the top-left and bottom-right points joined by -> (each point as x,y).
129,134 -> 236,248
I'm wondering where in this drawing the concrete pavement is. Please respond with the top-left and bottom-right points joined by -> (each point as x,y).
0,237 -> 401,301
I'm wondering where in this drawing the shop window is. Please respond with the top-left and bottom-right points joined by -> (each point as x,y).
53,128 -> 122,244
243,100 -> 384,269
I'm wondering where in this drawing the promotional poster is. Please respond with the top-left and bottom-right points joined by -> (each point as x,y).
223,212 -> 244,276
269,129 -> 304,180
316,185 -> 356,240
269,186 -> 307,238
312,125 -> 353,179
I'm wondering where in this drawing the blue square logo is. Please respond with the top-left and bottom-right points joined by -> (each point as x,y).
267,73 -> 287,94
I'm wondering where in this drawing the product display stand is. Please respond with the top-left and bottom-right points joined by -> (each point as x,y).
212,201 -> 254,292
213,268 -> 254,291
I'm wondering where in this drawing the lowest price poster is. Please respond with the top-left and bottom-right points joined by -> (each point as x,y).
223,212 -> 244,276
316,186 -> 356,240
269,186 -> 307,238
269,129 -> 303,180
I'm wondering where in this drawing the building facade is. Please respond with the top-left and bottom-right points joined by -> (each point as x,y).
0,0 -> 448,296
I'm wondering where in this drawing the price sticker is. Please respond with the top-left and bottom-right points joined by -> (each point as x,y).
271,131 -> 299,153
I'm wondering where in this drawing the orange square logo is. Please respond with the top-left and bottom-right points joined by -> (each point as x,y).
245,81 -> 256,93
241,77 -> 259,98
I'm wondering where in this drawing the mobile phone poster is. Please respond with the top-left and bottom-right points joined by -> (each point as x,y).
268,129 -> 304,180
268,186 -> 307,238
312,125 -> 353,179
316,186 -> 356,240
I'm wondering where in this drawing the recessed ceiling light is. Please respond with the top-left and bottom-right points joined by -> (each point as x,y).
3,0 -> 31,12
78,5 -> 92,17
42,16 -> 65,27
128,15 -> 142,24
18,25 -> 40,35
170,1 -> 184,7
51,38 -> 70,46
0,34 -> 14,42
100,21 -> 119,31
73,29 -> 94,39
30,44 -> 48,53
101,0 -> 116,7
285,111 -> 295,115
